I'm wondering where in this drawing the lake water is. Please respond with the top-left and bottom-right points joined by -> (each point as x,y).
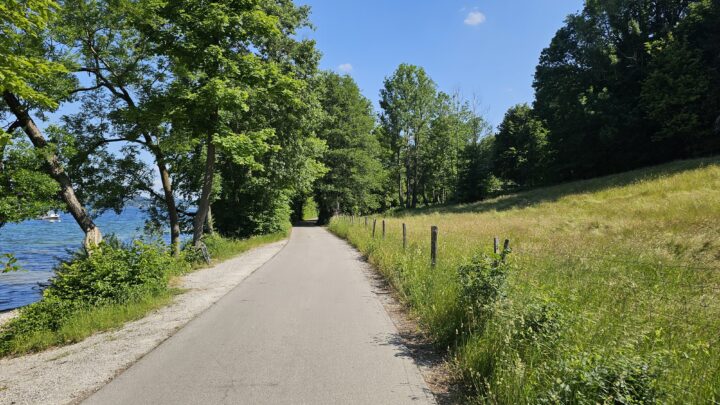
0,207 -> 150,312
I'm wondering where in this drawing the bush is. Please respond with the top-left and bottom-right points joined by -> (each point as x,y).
0,239 -> 181,356
457,251 -> 512,331
48,241 -> 174,305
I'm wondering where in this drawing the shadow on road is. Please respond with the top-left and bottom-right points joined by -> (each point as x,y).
293,220 -> 318,227
359,257 -> 469,404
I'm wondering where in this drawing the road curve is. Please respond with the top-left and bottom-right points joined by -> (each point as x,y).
84,224 -> 435,405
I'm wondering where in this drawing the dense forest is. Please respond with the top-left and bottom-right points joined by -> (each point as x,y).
2,0 -> 719,245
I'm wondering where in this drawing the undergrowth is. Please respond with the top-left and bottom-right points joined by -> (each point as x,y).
0,231 -> 288,357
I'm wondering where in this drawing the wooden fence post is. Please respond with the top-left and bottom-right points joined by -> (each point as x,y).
372,219 -> 377,238
431,226 -> 438,267
501,239 -> 511,263
402,223 -> 407,250
382,220 -> 386,239
364,217 -> 368,228
493,236 -> 499,254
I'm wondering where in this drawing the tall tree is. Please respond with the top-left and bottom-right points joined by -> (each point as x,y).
641,0 -> 720,155
144,0 -> 315,245
1,0 -> 102,249
379,64 -> 437,208
534,0 -> 697,180
56,0 -> 188,254
204,0 -> 325,238
313,72 -> 385,224
493,104 -> 548,188
423,91 -> 483,204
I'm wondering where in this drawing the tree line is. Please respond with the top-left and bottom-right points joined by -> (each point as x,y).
2,0 -> 719,253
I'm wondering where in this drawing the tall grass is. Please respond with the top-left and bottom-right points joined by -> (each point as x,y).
329,157 -> 720,403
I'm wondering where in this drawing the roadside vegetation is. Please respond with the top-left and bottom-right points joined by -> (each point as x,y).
0,230 -> 287,358
330,157 -> 720,403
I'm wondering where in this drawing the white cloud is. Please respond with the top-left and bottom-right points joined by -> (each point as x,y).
338,63 -> 353,73
464,11 -> 486,26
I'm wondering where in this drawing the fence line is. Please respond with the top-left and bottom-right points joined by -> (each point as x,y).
336,215 -> 718,273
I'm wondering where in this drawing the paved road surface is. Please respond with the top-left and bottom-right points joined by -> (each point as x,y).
85,225 -> 435,405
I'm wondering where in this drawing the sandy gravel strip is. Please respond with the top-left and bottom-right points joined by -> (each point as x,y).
0,311 -> 17,328
0,239 -> 287,405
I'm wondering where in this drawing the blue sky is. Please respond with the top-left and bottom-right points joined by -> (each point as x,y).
297,0 -> 584,128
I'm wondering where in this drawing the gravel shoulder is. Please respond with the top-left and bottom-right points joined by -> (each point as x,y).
0,240 -> 287,405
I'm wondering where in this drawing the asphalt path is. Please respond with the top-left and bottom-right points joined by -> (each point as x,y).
85,224 -> 435,405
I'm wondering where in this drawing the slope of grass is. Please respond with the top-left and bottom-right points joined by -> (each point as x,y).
329,157 -> 720,403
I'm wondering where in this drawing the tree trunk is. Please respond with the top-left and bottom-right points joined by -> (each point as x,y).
193,134 -> 216,246
156,155 -> 181,255
3,91 -> 102,250
396,149 -> 404,207
206,205 -> 215,235
412,153 -> 419,209
405,153 -> 412,209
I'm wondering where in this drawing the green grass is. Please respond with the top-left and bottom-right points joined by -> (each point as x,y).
199,231 -> 288,266
329,157 -> 720,403
1,232 -> 289,358
4,291 -> 178,356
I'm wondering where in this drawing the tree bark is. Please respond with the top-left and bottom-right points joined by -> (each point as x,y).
155,155 -> 182,255
396,149 -> 404,207
206,204 -> 215,235
193,134 -> 216,246
3,91 -> 102,250
405,152 -> 412,209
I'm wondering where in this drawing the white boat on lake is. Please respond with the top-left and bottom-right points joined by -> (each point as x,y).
39,211 -> 61,221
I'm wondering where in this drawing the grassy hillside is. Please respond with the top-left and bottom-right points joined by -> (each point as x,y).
329,157 -> 720,403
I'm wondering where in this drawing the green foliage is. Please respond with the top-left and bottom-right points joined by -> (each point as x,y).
457,135 -> 502,203
379,64 -> 438,209
533,0 -> 718,181
0,239 -> 184,356
0,137 -> 60,226
493,104 -> 548,188
457,252 -> 511,330
314,71 -> 385,223
641,0 -> 720,155
0,0 -> 70,108
379,65 -> 490,208
47,241 -> 176,305
542,352 -> 659,404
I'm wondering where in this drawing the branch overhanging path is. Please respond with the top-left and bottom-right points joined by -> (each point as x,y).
84,224 -> 435,405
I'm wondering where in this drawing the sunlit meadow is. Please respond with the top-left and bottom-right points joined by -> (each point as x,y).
330,157 -> 720,403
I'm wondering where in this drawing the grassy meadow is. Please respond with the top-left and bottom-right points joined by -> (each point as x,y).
329,157 -> 720,403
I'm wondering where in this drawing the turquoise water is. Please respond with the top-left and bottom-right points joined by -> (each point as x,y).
0,207 -> 150,311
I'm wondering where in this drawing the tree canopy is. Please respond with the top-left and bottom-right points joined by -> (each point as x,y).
1,0 -> 719,250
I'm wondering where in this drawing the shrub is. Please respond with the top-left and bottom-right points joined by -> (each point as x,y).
0,239 -> 180,356
457,251 -> 512,331
48,241 -> 174,305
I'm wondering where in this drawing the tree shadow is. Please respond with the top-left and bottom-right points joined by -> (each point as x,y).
358,256 -> 471,404
403,157 -> 719,217
292,220 -> 318,227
